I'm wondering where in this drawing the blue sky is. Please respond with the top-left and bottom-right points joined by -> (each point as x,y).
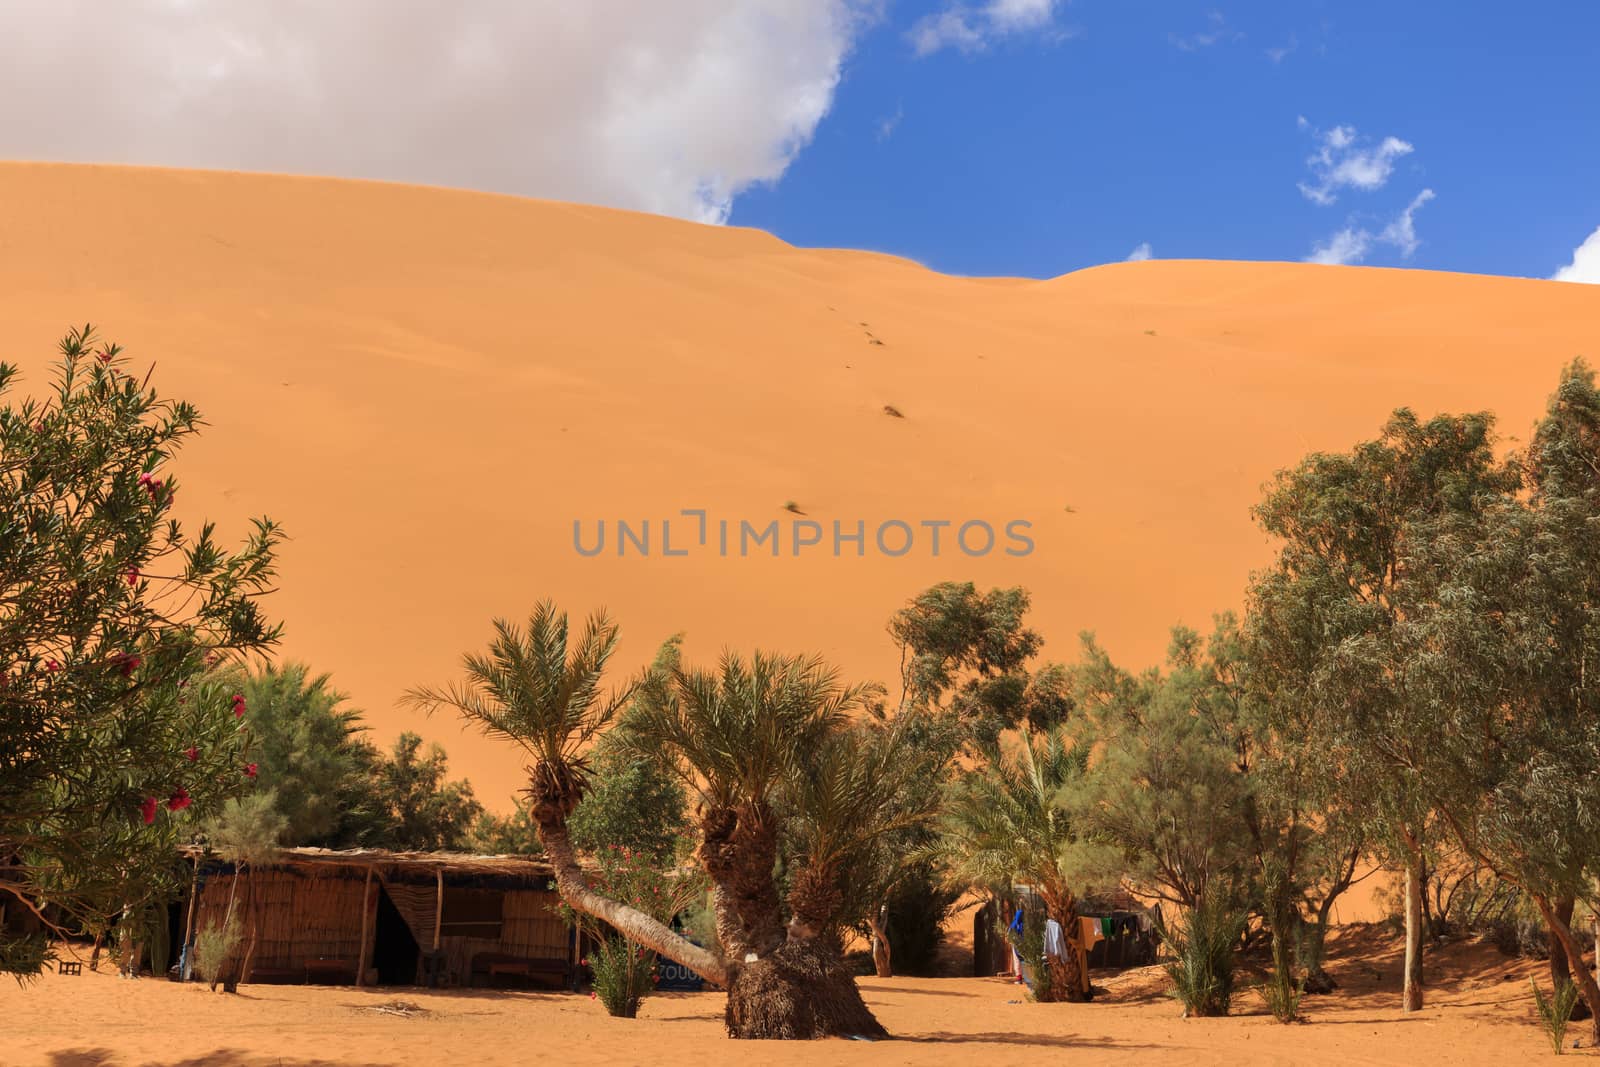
3,2 -> 1596,283
731,2 -> 1600,280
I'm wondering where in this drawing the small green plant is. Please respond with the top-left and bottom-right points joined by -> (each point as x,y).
1159,896 -> 1246,1017
1532,977 -> 1580,1055
561,843 -> 707,1019
783,501 -> 803,514
1260,967 -> 1304,1023
191,918 -> 240,988
587,934 -> 657,1018
882,405 -> 904,418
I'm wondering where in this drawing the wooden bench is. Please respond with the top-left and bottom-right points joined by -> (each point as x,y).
304,957 -> 358,985
247,965 -> 303,984
470,952 -> 571,990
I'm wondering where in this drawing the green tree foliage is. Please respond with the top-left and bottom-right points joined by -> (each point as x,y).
1248,406 -> 1514,1013
569,648 -> 691,862
375,732 -> 484,851
465,796 -> 544,856
889,582 -> 1070,745
228,663 -> 388,848
1062,625 -> 1253,913
1395,362 -> 1600,1036
0,327 -> 281,979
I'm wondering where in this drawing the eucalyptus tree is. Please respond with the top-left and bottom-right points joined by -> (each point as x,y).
1398,362 -> 1600,1038
1249,407 -> 1514,1012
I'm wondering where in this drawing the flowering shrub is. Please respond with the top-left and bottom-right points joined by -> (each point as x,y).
0,326 -> 282,979
562,840 -> 705,1019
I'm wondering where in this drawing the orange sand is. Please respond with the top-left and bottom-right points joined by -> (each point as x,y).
4,163 -> 1597,810
2,926 -> 1577,1065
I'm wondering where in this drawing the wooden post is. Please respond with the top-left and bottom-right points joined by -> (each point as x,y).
355,867 -> 374,988
432,868 -> 444,952
179,856 -> 202,980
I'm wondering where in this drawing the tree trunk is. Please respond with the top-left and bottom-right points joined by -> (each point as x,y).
868,906 -> 892,979
538,816 -> 729,987
1535,893 -> 1600,1045
1037,891 -> 1085,1003
700,804 -> 784,960
536,802 -> 885,1039
1401,844 -> 1425,1012
1302,899 -> 1339,994
724,936 -> 887,1040
1548,896 -> 1593,1020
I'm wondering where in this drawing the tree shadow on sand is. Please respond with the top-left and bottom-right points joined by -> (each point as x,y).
897,1031 -> 1168,1051
48,1050 -> 397,1067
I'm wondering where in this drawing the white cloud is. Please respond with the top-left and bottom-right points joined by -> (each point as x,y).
0,1 -> 872,224
1306,228 -> 1373,266
1297,119 -> 1415,206
1125,242 -> 1154,262
910,0 -> 1063,55
1379,188 -> 1436,258
1266,32 -> 1298,63
1305,188 -> 1435,266
1170,10 -> 1242,51
1553,226 -> 1600,284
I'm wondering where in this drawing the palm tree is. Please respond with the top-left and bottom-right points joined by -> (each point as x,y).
407,604 -> 926,1038
621,649 -> 903,1037
402,603 -> 725,988
938,724 -> 1090,1001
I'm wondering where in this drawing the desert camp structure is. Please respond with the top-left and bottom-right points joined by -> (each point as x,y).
177,846 -> 578,989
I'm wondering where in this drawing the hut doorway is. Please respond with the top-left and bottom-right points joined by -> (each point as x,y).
372,886 -> 420,985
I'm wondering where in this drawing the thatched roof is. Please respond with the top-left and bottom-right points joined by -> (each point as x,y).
181,845 -> 556,883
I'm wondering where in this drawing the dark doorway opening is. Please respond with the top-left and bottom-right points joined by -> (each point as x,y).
372,886 -> 420,985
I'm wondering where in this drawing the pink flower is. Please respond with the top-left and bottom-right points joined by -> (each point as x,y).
44,659 -> 60,673
140,797 -> 158,824
118,654 -> 141,677
184,746 -> 199,762
167,788 -> 191,812
244,762 -> 258,779
97,351 -> 112,365
588,992 -> 596,1000
126,568 -> 139,587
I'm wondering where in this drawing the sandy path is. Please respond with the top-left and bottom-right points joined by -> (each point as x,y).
4,929 -> 1578,1066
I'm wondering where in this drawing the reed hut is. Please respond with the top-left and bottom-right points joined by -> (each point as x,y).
179,846 -> 576,989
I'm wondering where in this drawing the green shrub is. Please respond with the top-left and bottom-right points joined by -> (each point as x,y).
1159,897 -> 1246,1017
192,918 -> 240,987
1532,977 -> 1580,1055
587,935 -> 656,1019
1260,966 -> 1304,1023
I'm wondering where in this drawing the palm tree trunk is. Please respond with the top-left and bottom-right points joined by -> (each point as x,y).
538,808 -> 885,1039
538,817 -> 730,987
868,906 -> 892,978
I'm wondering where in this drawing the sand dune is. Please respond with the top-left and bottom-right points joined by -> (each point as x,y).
2,162 -> 1597,806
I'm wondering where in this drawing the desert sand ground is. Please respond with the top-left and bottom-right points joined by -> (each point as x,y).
1,925 -> 1577,1066
4,163 -> 1599,809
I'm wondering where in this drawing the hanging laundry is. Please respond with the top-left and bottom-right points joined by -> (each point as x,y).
1044,918 -> 1066,959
